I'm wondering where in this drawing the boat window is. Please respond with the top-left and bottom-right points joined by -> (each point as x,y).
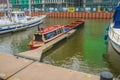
17,13 -> 25,19
56,28 -> 63,34
20,14 -> 24,17
11,13 -> 15,17
44,31 -> 57,40
22,13 -> 25,17
18,14 -> 22,17
34,34 -> 43,42
17,14 -> 20,17
20,14 -> 22,17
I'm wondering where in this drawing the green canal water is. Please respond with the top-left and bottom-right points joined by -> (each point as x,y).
0,18 -> 120,76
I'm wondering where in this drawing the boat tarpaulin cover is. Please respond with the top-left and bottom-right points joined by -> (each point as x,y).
113,4 -> 120,28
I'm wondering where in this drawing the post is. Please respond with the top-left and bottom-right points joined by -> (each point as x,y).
7,0 -> 10,17
7,0 -> 10,11
83,0 -> 86,8
100,71 -> 113,80
29,0 -> 32,17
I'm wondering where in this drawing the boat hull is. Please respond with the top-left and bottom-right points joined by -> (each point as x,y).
0,15 -> 46,34
108,22 -> 120,53
30,45 -> 40,50
110,38 -> 120,53
73,22 -> 84,29
107,3 -> 120,54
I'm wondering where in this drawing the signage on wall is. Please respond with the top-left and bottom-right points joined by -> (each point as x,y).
68,7 -> 75,12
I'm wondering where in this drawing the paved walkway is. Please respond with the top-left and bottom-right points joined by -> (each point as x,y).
0,54 -> 99,80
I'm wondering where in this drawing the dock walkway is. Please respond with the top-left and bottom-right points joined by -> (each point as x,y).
0,54 -> 33,80
15,29 -> 76,61
0,54 -> 99,80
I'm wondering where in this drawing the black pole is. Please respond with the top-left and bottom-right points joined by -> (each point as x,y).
38,25 -> 40,31
100,71 -> 113,80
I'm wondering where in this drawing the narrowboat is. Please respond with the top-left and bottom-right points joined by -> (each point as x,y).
29,20 -> 85,50
29,25 -> 65,50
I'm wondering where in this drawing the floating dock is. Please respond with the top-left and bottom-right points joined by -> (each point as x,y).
15,29 -> 76,61
0,54 -> 99,80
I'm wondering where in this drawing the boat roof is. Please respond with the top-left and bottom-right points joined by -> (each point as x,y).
38,25 -> 64,34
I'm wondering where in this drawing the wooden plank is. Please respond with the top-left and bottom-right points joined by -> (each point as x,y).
7,62 -> 99,80
16,29 -> 76,61
0,54 -> 33,80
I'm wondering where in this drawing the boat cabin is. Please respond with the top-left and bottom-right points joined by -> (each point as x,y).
34,33 -> 43,42
11,11 -> 27,23
29,25 -> 65,50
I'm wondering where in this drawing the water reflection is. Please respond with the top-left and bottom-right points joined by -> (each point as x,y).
42,19 -> 109,75
104,42 -> 120,76
0,27 -> 38,54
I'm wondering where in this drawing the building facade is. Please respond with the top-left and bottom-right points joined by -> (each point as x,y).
10,0 -> 119,12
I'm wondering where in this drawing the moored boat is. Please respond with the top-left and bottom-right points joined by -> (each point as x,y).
29,25 -> 65,50
29,19 -> 84,50
0,0 -> 46,34
0,11 -> 46,34
108,3 -> 120,53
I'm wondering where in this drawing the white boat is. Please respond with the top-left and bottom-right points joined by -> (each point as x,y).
0,0 -> 46,34
0,11 -> 46,34
108,3 -> 120,53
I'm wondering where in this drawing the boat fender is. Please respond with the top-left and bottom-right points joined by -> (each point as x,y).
104,33 -> 108,40
106,26 -> 109,31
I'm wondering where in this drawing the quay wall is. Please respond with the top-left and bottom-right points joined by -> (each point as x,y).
29,12 -> 113,19
0,12 -> 113,19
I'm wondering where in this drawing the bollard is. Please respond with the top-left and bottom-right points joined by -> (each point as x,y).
100,71 -> 113,80
0,77 -> 4,80
0,78 -> 4,80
